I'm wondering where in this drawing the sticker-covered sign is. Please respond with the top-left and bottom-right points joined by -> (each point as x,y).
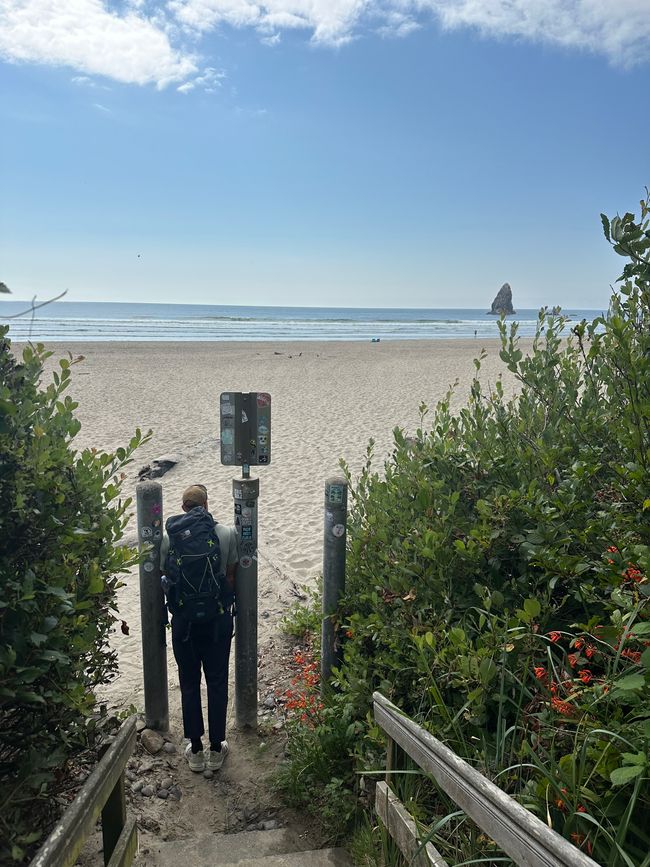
220,392 -> 271,466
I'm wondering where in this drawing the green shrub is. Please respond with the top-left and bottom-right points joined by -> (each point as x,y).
280,193 -> 650,865
0,332 -> 149,862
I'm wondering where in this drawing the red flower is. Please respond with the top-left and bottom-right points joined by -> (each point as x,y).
578,669 -> 592,684
573,638 -> 584,650
577,805 -> 587,813
621,648 -> 641,664
548,631 -> 561,643
533,666 -> 547,680
607,546 -> 619,553
568,653 -> 579,668
551,697 -> 575,716
623,566 -> 644,583
585,644 -> 597,659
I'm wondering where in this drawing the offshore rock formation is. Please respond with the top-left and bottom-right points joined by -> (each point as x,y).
488,283 -> 515,315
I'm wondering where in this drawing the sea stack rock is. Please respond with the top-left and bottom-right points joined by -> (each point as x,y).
488,283 -> 515,315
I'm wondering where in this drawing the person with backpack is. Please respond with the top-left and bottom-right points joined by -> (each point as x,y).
160,484 -> 238,773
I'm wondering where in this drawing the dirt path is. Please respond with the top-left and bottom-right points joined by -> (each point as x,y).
76,623 -> 322,865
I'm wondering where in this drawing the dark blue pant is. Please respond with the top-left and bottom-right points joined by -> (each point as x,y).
171,613 -> 233,746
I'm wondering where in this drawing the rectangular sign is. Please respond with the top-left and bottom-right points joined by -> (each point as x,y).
220,392 -> 271,466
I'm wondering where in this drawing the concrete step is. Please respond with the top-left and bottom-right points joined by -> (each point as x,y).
136,828 -> 351,866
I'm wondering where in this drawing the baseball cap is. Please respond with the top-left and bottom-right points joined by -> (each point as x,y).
182,484 -> 208,508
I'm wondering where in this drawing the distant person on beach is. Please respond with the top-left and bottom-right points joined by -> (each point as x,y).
160,485 -> 238,773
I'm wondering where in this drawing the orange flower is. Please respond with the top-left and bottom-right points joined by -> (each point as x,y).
568,653 -> 579,668
621,648 -> 641,664
548,631 -> 561,643
585,644 -> 597,659
533,666 -> 547,680
607,546 -> 619,553
578,669 -> 593,684
573,638 -> 585,650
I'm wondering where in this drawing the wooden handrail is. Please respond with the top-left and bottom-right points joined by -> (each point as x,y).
30,716 -> 138,867
373,692 -> 600,867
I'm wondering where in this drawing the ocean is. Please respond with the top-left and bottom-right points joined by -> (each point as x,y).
1,300 -> 603,342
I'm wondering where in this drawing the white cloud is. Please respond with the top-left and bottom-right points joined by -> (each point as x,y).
1,0 -> 648,92
169,0 -> 369,45
167,0 -> 650,61
0,0 -> 197,87
418,0 -> 650,66
261,31 -> 281,46
177,64 -> 225,91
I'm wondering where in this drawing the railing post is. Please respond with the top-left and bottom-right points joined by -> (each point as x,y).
136,482 -> 169,731
321,477 -> 348,690
101,773 -> 126,865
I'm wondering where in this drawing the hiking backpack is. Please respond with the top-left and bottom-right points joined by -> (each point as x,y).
164,507 -> 226,623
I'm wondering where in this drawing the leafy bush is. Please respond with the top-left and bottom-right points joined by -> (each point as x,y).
280,194 -> 650,865
0,332 -> 148,862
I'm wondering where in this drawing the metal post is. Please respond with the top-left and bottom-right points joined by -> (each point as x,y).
233,475 -> 259,728
136,481 -> 169,731
321,477 -> 348,691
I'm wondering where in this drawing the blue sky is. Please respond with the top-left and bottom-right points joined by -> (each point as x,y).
1,1 -> 649,309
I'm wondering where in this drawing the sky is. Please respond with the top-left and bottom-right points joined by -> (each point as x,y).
1,1 -> 649,310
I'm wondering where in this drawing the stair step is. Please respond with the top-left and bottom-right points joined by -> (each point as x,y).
229,850 -> 352,867
137,829 -> 351,866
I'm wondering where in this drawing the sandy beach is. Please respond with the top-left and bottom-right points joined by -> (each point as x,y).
32,336 -> 534,855
37,338 -> 521,715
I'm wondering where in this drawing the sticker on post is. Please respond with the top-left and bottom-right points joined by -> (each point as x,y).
240,556 -> 253,569
332,524 -> 345,538
241,526 -> 253,540
328,486 -> 344,505
141,526 -> 153,539
143,561 -> 155,572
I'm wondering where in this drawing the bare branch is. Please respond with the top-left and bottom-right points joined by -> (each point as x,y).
2,290 -> 68,319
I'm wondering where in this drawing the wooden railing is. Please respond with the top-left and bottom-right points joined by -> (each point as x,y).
30,715 -> 138,867
373,692 -> 601,867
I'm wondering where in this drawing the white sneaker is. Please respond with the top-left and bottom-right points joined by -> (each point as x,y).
205,740 -> 229,771
185,743 -> 206,772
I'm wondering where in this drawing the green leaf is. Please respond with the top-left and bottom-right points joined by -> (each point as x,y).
600,213 -> 611,241
610,765 -> 643,786
87,574 -> 105,594
613,674 -> 645,692
479,657 -> 498,685
523,598 -> 541,619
